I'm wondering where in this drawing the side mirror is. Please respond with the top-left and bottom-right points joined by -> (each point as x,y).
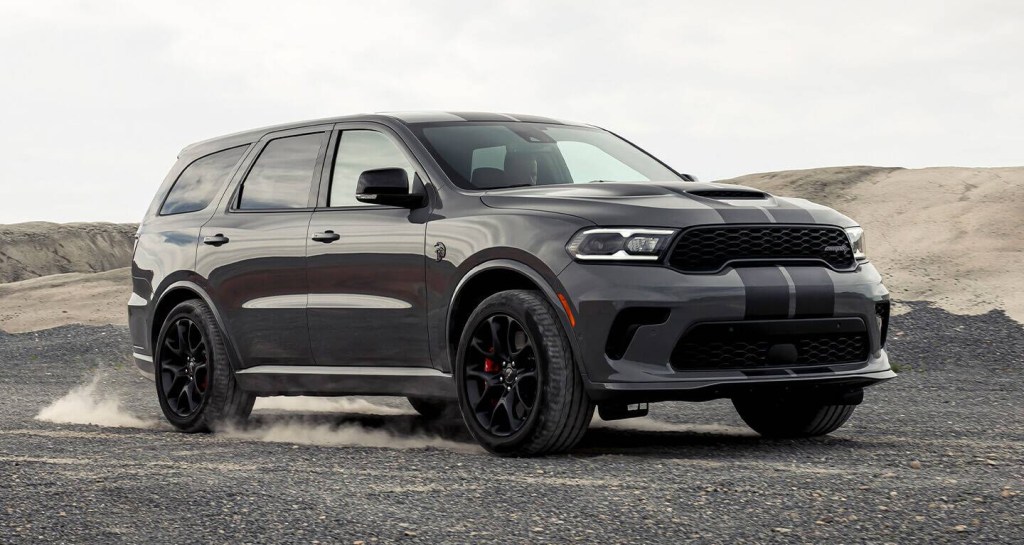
355,168 -> 425,208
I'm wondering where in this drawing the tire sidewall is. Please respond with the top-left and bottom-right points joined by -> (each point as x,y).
154,300 -> 224,431
455,292 -> 561,453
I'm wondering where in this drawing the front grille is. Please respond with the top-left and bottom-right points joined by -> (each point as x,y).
668,225 -> 856,272
670,321 -> 869,370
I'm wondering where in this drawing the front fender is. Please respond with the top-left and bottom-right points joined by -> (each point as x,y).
446,258 -> 589,382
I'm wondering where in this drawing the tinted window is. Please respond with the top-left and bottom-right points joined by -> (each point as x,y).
329,130 -> 416,207
238,133 -> 324,210
160,146 -> 247,215
413,122 -> 681,190
557,141 -> 645,183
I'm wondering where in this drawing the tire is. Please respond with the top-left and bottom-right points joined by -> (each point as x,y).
455,290 -> 593,456
154,299 -> 255,432
732,397 -> 857,438
407,397 -> 460,420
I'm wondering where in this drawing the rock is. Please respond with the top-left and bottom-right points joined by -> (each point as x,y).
909,460 -> 922,469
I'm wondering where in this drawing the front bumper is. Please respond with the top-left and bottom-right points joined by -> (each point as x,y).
557,261 -> 894,402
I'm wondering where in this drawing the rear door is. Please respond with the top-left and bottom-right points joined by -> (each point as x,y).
306,123 -> 432,368
197,126 -> 330,367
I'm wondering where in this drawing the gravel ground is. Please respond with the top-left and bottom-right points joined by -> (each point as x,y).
0,302 -> 1021,544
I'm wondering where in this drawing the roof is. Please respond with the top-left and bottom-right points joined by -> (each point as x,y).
179,111 -> 583,158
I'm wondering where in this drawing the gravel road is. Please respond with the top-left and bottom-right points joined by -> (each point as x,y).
1,302 -> 1021,544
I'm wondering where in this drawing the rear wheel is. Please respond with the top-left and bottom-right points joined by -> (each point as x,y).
733,397 -> 856,438
455,290 -> 592,456
154,299 -> 254,432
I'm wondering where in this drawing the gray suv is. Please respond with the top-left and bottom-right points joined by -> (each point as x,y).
130,112 -> 894,456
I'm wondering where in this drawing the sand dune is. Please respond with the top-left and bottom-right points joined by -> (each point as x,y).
0,267 -> 130,333
0,222 -> 137,283
718,166 -> 1024,321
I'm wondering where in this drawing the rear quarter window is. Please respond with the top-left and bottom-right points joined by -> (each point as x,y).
160,145 -> 248,215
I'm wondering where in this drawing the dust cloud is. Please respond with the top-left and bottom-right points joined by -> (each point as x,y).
35,375 -> 155,428
243,396 -> 477,452
222,420 -> 481,453
253,396 -> 414,415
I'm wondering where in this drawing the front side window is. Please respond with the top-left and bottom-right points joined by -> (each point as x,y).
160,145 -> 248,215
329,130 -> 416,207
411,122 -> 681,190
238,132 -> 324,210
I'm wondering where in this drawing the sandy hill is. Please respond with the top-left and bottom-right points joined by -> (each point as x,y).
0,222 -> 137,283
718,166 -> 1024,321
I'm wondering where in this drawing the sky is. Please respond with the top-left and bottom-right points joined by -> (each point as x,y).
1,0 -> 1022,223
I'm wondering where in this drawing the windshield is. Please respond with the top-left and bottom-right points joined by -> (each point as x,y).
410,122 -> 682,190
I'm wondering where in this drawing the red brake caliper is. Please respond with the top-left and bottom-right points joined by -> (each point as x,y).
484,357 -> 499,373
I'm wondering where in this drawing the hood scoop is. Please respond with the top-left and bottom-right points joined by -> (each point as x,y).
686,189 -> 768,200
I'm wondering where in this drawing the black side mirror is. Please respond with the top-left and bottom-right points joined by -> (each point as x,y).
355,168 -> 425,208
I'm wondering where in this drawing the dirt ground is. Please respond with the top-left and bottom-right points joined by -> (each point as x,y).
1,303 -> 1021,544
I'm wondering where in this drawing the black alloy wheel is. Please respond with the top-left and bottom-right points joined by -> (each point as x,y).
463,313 -> 540,436
455,290 -> 593,456
154,299 -> 254,432
159,318 -> 210,418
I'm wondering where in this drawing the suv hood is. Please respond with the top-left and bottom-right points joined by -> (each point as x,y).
480,181 -> 856,228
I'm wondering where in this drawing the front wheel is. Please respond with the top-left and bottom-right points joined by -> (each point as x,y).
154,299 -> 254,432
455,290 -> 593,456
733,397 -> 857,438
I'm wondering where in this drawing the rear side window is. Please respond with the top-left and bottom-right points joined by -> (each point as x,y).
160,146 -> 248,215
238,132 -> 324,210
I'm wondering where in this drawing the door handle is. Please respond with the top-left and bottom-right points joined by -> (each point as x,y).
202,234 -> 230,246
311,230 -> 341,243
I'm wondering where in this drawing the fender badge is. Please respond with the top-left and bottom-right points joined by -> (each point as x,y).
433,241 -> 447,262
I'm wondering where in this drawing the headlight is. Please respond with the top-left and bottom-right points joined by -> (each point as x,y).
566,228 -> 677,261
845,226 -> 867,261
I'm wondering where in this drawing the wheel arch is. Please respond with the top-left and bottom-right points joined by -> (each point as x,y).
446,259 -> 588,381
152,281 -> 243,371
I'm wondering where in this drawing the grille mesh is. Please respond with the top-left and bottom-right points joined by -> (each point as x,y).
668,225 -> 855,272
672,332 -> 868,370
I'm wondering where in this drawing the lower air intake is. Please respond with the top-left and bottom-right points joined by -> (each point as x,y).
671,321 -> 869,370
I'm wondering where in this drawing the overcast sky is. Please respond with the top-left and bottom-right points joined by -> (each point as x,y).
1,1 -> 1021,223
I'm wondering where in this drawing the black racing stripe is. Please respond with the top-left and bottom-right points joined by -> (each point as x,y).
736,268 -> 791,319
785,267 -> 836,317
714,207 -> 773,223
763,200 -> 816,223
675,188 -> 771,224
448,111 -> 516,122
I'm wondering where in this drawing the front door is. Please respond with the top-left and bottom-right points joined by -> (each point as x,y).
306,125 -> 431,368
197,127 -> 329,367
